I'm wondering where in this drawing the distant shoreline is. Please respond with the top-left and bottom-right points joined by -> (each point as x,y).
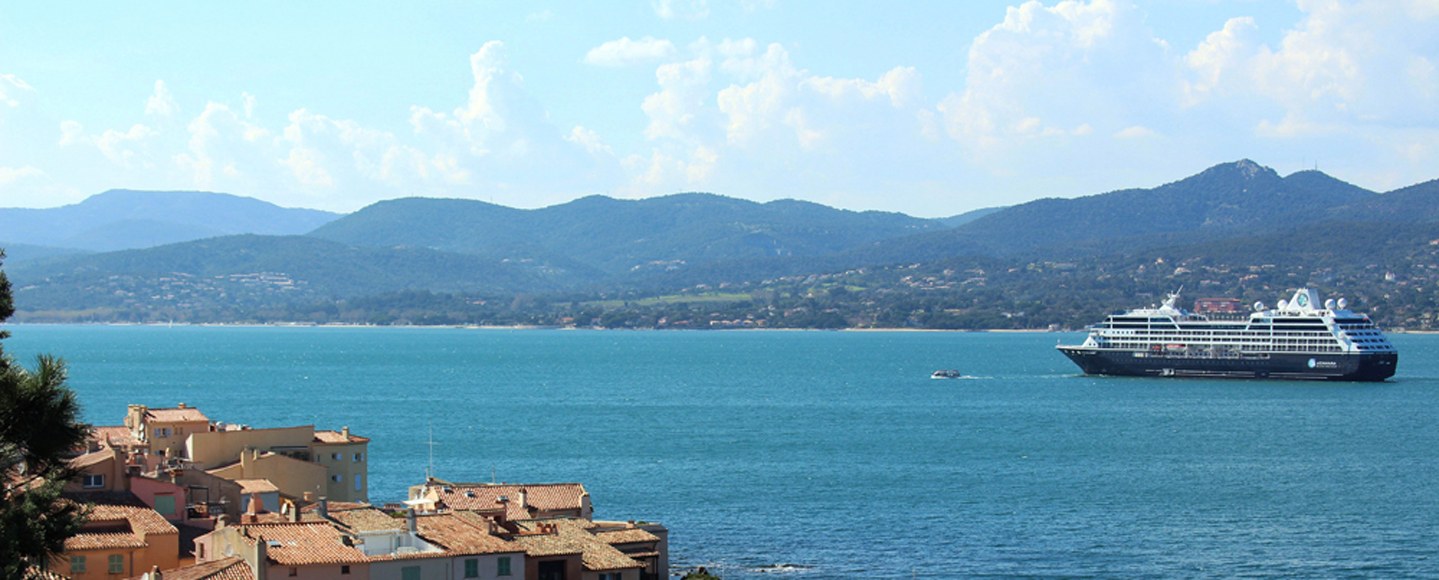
6,321 -> 1071,333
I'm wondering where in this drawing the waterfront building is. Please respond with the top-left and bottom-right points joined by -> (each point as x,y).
55,493 -> 179,579
107,404 -> 370,502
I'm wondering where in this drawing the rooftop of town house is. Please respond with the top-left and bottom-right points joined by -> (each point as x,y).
412,512 -> 527,556
314,429 -> 370,444
155,556 -> 254,580
69,446 -> 117,470
418,478 -> 589,516
144,405 -> 210,423
62,492 -> 178,551
510,518 -> 645,572
90,425 -> 144,448
299,500 -> 372,514
234,478 -> 280,495
301,503 -> 406,533
231,521 -> 369,566
592,525 -> 661,545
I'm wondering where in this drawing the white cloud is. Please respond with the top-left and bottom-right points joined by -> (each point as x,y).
1184,1 -> 1439,129
145,80 -> 179,118
0,73 -> 34,108
1114,125 -> 1156,139
622,37 -> 959,210
939,0 -> 1175,155
584,36 -> 677,67
565,125 -> 611,155
0,165 -> 44,187
653,0 -> 708,20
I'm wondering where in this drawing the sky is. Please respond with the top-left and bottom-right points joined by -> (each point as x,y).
1,1 -> 1436,217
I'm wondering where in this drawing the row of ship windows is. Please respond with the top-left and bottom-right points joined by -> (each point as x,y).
1098,339 -> 1344,347
1102,342 -> 1346,353
1099,331 -> 1337,338
1105,324 -> 1333,331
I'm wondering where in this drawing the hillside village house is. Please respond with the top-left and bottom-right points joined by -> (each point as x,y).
166,479 -> 666,580
122,403 -> 369,503
52,403 -> 667,580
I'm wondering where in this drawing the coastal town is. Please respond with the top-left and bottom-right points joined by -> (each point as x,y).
45,403 -> 669,580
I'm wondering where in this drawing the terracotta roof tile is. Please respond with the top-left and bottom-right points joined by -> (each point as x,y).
69,448 -> 116,470
302,505 -> 406,533
314,430 -> 370,444
65,529 -> 148,551
593,527 -> 660,545
90,425 -> 144,448
512,518 -> 643,572
423,481 -> 588,517
299,500 -> 371,514
414,513 -> 525,556
147,407 -> 210,423
238,522 -> 368,566
158,556 -> 255,580
63,493 -> 177,551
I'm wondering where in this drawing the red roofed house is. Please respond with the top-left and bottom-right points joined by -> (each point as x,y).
56,492 -> 180,579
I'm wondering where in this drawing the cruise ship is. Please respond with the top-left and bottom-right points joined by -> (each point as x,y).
1057,288 -> 1397,381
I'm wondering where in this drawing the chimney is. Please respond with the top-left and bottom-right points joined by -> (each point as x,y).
407,508 -> 418,534
303,491 -> 315,503
517,488 -> 527,509
341,426 -> 350,439
246,492 -> 264,519
318,497 -> 328,519
178,402 -> 186,409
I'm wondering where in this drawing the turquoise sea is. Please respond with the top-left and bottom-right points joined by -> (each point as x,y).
6,325 -> 1439,578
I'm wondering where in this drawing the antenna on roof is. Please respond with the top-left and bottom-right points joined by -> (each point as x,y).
426,424 -> 437,480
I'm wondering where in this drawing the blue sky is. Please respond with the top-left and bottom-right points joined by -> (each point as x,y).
1,1 -> 1435,217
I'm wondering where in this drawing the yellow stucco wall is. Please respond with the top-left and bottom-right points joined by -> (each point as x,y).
208,451 -> 329,501
186,426 -> 316,468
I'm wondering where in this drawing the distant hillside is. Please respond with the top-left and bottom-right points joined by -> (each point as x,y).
309,193 -> 943,275
0,243 -> 90,266
0,190 -> 341,252
938,206 -> 1005,227
857,160 -> 1380,263
11,160 -> 1439,327
8,235 -> 584,321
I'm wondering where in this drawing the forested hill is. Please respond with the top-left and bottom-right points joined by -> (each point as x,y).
7,160 -> 1439,329
0,189 -> 340,254
308,193 -> 944,275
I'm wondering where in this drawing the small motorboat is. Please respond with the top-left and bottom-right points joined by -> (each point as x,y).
930,369 -> 963,379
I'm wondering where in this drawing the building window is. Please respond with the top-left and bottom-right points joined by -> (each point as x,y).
354,452 -> 363,462
354,474 -> 363,492
70,556 -> 86,573
331,452 -> 341,461
154,493 -> 176,516
498,556 -> 512,576
402,566 -> 421,580
154,427 -> 171,438
465,558 -> 479,578
108,554 -> 124,574
331,474 -> 342,483
342,565 -> 351,575
82,474 -> 105,488
289,567 -> 298,577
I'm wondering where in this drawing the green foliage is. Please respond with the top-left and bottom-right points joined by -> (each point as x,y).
0,253 -> 90,574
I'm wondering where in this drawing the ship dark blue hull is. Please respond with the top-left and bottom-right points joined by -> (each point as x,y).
1057,347 -> 1398,381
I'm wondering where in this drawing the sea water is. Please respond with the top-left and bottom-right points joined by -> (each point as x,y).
5,325 -> 1438,578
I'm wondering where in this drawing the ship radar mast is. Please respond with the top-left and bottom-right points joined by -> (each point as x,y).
1160,286 -> 1184,312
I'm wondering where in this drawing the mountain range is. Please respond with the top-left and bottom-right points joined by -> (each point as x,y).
5,159 -> 1438,327
0,189 -> 339,256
